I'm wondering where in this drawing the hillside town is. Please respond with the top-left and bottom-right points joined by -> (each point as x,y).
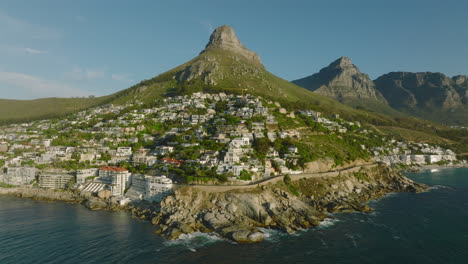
0,92 -> 461,203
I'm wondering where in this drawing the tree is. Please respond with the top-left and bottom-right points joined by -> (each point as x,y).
252,137 -> 271,159
100,152 -> 111,162
239,169 -> 253,181
283,174 -> 291,185
71,152 -> 80,161
215,101 -> 228,113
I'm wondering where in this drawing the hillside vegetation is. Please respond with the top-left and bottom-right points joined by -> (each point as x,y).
0,96 -> 115,125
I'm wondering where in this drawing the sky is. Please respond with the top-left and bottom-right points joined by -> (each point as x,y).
0,0 -> 467,100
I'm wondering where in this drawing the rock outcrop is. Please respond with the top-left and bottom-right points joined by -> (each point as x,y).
200,25 -> 262,66
292,57 -> 387,104
374,72 -> 468,124
0,187 -> 82,202
152,165 -> 427,243
174,25 -> 264,86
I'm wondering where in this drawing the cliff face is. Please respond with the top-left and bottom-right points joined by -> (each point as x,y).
153,165 -> 426,243
174,25 -> 264,85
375,72 -> 468,125
292,57 -> 387,105
200,25 -> 262,66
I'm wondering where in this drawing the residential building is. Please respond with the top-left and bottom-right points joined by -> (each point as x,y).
39,171 -> 74,189
1,167 -> 36,185
116,147 -> 132,156
98,166 -> 131,196
76,168 -> 99,184
126,175 -> 173,202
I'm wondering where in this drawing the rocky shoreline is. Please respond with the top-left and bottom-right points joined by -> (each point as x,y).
0,187 -> 160,221
0,164 -> 427,244
153,164 -> 427,243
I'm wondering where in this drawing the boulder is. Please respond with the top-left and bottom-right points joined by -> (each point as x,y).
228,229 -> 265,243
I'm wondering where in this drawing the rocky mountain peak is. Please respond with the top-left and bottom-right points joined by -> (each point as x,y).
292,56 -> 387,105
204,25 -> 242,51
201,25 -> 262,65
331,56 -> 353,68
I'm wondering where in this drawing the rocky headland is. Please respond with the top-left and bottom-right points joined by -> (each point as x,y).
153,164 -> 426,243
0,164 -> 427,244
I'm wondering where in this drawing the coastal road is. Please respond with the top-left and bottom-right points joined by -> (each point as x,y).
177,163 -> 378,193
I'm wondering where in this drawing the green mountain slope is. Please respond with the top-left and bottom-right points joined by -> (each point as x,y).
0,96 -> 115,125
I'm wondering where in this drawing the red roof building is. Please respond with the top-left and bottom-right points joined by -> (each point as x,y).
161,158 -> 183,166
99,166 -> 128,172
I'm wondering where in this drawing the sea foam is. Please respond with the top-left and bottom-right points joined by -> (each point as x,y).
317,218 -> 340,229
163,232 -> 225,251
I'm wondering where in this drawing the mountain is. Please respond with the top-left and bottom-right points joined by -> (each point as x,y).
374,72 -> 468,125
0,26 -> 375,125
80,26 -> 468,150
1,25 -> 466,151
292,57 -> 388,107
109,26 -> 385,123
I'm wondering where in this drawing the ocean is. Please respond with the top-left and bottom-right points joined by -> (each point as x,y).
1,167 -> 467,264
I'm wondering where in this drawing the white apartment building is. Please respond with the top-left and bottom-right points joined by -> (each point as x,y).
98,166 -> 131,196
76,168 -> 99,184
2,167 -> 36,185
126,174 -> 173,202
116,147 -> 132,157
39,172 -> 74,189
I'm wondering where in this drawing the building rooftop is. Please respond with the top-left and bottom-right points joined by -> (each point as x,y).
99,166 -> 128,172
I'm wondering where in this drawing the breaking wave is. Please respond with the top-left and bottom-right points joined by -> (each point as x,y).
317,218 -> 340,229
163,232 -> 225,251
429,185 -> 451,190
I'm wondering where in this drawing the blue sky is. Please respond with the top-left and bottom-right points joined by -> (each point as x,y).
1,0 -> 467,99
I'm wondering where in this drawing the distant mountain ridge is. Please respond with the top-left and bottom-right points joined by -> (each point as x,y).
374,72 -> 468,125
293,57 -> 468,125
292,56 -> 387,105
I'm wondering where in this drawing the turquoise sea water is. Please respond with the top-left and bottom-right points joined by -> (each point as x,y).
1,168 -> 467,264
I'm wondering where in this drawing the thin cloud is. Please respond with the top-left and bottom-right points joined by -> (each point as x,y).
66,67 -> 105,81
0,71 -> 90,99
0,12 -> 62,40
0,45 -> 47,56
111,73 -> 134,83
24,48 -> 47,54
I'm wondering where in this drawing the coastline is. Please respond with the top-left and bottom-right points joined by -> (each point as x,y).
401,163 -> 468,173
0,164 -> 429,244
151,164 -> 428,243
0,187 -> 160,221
